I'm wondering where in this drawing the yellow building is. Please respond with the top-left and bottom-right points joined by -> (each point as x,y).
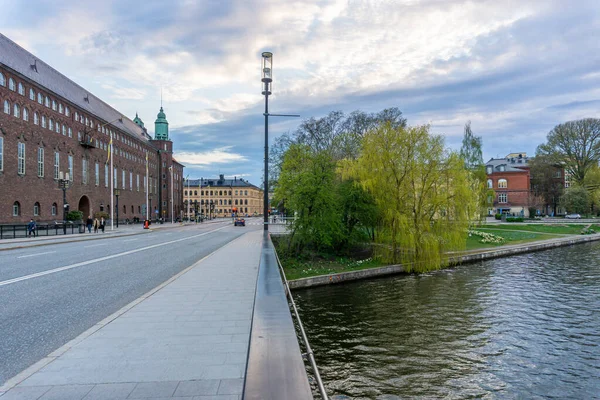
183,175 -> 263,219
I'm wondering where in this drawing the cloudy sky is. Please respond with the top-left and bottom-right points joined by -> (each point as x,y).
2,0 -> 599,185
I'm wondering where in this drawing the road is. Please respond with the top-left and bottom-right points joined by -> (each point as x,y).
0,218 -> 263,386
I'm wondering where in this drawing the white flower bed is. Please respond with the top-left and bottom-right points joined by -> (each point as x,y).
468,229 -> 506,244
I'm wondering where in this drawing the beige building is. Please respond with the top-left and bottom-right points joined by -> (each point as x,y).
183,175 -> 263,219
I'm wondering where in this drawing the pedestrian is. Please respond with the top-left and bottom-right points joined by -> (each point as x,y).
27,219 -> 36,238
86,215 -> 93,233
100,217 -> 105,233
93,217 -> 99,233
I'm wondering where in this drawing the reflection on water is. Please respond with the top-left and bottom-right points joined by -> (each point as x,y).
294,243 -> 600,399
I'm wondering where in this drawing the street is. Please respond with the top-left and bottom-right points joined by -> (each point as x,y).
0,219 -> 263,386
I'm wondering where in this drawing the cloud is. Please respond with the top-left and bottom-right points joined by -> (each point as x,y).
175,147 -> 248,166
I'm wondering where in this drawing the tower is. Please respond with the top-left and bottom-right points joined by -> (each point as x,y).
154,107 -> 169,140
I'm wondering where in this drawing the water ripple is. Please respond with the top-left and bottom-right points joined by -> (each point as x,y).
295,242 -> 600,399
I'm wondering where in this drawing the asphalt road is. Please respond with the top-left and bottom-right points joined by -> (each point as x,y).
0,219 -> 263,386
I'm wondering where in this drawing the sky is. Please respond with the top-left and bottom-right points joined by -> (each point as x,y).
2,0 -> 599,186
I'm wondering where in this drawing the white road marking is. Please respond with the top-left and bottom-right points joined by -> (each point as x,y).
17,251 -> 56,259
122,239 -> 139,242
0,225 -> 230,288
84,243 -> 106,248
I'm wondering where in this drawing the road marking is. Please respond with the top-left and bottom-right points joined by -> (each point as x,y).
122,239 -> 139,242
84,243 -> 106,248
17,251 -> 56,259
0,225 -> 229,288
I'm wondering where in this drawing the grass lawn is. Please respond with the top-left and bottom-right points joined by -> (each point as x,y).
478,224 -> 600,235
466,229 -> 564,250
278,255 -> 385,281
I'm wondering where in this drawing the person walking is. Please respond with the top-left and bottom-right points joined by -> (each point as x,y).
86,215 -> 93,233
100,217 -> 105,233
27,219 -> 36,238
93,217 -> 99,233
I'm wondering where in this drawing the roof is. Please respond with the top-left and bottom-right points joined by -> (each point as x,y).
185,177 -> 261,190
486,154 -> 530,173
0,33 -> 149,143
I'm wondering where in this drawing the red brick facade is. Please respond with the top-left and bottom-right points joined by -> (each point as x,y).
0,64 -> 184,224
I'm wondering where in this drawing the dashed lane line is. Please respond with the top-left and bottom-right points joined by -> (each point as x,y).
0,225 -> 229,288
16,251 -> 57,259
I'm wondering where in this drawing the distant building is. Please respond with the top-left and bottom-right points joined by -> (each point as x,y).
0,33 -> 184,224
183,175 -> 263,219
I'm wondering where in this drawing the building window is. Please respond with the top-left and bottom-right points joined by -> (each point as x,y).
82,158 -> 88,184
245,190 -> 248,196
114,167 -> 117,187
122,170 -> 126,189
18,82 -> 24,95
3,100 -> 10,114
49,119 -> 54,131
29,88 -> 35,100
23,108 -> 29,121
68,128 -> 72,138
13,103 -> 20,118
0,72 -> 4,86
54,152 -> 59,180
34,202 -> 40,216
163,201 -> 167,207
75,111 -> 79,121
130,171 -> 133,190
498,179 -> 507,189
38,147 -> 44,177
55,122 -> 59,133
34,112 -> 39,125
0,137 -> 3,172
78,131 -> 82,141
18,142 -> 25,175
13,201 -> 20,216
59,104 -> 64,114
487,179 -> 493,189
62,124 -> 66,135
41,115 -> 47,128
105,164 -> 108,187
65,107 -> 70,117
37,93 -> 43,104
52,203 -> 57,216
44,96 -> 50,107
553,170 -> 561,178
8,78 -> 15,91
95,162 -> 99,186
136,174 -> 140,191
68,155 -> 73,181
498,193 -> 507,203
51,100 -> 56,111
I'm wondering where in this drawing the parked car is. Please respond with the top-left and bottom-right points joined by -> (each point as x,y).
234,217 -> 246,226
565,213 -> 581,219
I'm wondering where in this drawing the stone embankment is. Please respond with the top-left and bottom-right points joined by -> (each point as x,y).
287,234 -> 600,289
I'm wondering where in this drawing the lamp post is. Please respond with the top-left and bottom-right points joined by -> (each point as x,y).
115,189 -> 120,228
149,194 -> 153,222
185,174 -> 190,222
58,171 -> 70,235
169,166 -> 174,223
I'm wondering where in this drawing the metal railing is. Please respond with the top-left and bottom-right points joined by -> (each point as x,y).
274,246 -> 329,400
0,223 -> 85,239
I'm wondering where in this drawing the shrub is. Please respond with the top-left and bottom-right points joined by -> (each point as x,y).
494,213 -> 501,220
468,229 -> 506,244
581,227 -> 596,235
94,211 -> 109,220
66,210 -> 83,221
506,217 -> 524,222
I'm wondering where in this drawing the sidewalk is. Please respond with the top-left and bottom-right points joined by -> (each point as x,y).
0,229 -> 264,400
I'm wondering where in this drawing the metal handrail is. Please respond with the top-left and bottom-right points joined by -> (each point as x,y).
274,246 -> 329,400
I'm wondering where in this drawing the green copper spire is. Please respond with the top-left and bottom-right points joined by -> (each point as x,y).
133,112 -> 144,128
154,106 -> 169,140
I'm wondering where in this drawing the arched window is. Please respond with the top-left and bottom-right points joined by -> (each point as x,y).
498,179 -> 507,189
219,200 -> 222,205
210,190 -> 213,196
75,111 -> 79,121
59,104 -> 64,114
219,190 -> 223,196
49,119 -> 54,131
244,199 -> 248,205
55,122 -> 60,133
62,125 -> 66,135
18,82 -> 24,95
52,203 -> 57,216
34,202 -> 40,216
13,201 -> 20,216
0,72 -> 5,86
184,190 -> 187,196
487,179 -> 493,189
8,78 -> 15,91
65,106 -> 70,117
13,104 -> 20,118
41,115 -> 47,128
44,96 -> 50,107
37,93 -> 42,104
29,88 -> 35,100
68,128 -> 72,138
131,205 -> 134,214
245,190 -> 248,196
3,100 -> 10,114
235,199 -> 238,205
200,190 -> 203,196
23,108 -> 29,121
52,100 -> 57,111
34,112 -> 39,125
229,190 -> 231,195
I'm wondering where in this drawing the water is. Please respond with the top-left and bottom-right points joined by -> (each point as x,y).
294,243 -> 600,399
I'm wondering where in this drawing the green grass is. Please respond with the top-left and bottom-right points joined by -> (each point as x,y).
466,229 -> 564,250
278,255 -> 384,281
478,224 -> 593,235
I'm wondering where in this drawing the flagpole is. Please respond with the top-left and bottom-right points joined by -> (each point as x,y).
145,152 -> 149,221
110,131 -> 114,230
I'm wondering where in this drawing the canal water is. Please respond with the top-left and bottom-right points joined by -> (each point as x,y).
294,243 -> 600,399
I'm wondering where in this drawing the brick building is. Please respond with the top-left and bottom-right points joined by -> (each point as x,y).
183,175 -> 263,220
486,153 -> 532,216
0,33 -> 184,225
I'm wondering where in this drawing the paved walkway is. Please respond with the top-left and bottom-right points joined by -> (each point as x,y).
0,229 -> 264,400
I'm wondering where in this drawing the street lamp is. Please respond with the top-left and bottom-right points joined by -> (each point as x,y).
169,166 -> 174,223
185,174 -> 190,222
149,193 -> 153,222
58,171 -> 70,235
115,189 -> 120,228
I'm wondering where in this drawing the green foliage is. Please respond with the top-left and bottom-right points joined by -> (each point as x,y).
459,122 -> 489,221
529,154 -> 563,215
344,123 -> 475,273
560,186 -> 590,214
495,213 -> 501,220
66,210 -> 83,221
459,121 -> 484,169
536,118 -> 600,185
581,227 -> 596,235
505,217 -> 524,222
94,211 -> 109,220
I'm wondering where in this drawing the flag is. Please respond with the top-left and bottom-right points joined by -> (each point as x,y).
106,135 -> 113,165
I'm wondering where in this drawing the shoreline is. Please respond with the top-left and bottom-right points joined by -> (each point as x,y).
286,234 -> 600,289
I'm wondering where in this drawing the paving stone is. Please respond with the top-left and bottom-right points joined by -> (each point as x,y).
172,380 -> 220,396
128,382 -> 178,398
81,383 -> 136,399
38,385 -> 94,400
0,386 -> 52,400
217,379 -> 244,395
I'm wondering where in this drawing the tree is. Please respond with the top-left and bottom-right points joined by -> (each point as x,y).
560,187 -> 590,215
344,123 -> 475,272
529,155 -> 564,215
459,121 -> 483,170
536,118 -> 600,185
459,121 -> 489,220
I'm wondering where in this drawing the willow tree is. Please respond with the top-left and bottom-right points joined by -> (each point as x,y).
343,123 -> 475,272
